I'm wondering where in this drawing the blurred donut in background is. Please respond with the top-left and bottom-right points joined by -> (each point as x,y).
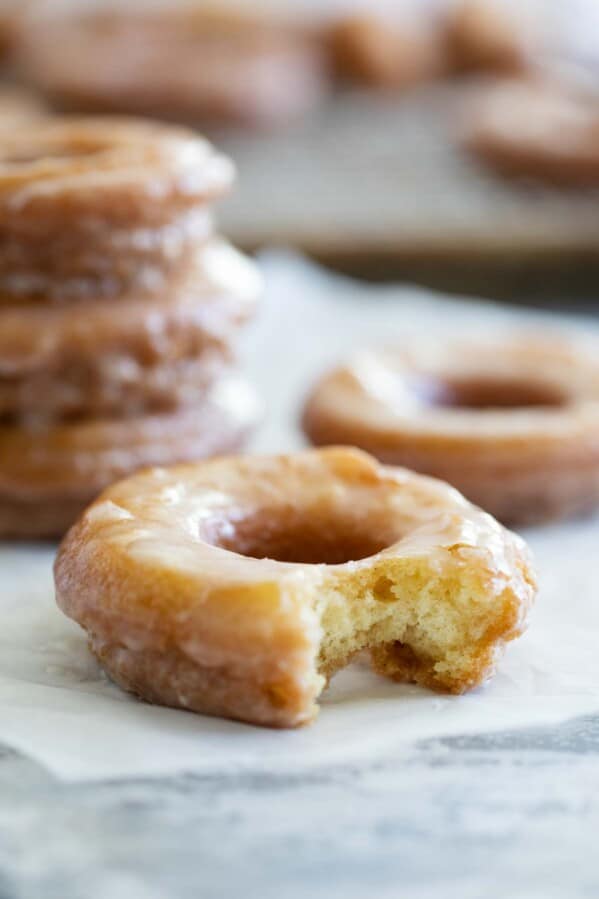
328,11 -> 447,89
0,0 -> 30,66
13,2 -> 330,129
444,0 -> 532,76
328,0 -> 534,91
302,334 -> 599,526
462,77 -> 599,186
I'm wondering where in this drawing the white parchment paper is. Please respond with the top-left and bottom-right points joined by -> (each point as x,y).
1,253 -> 598,782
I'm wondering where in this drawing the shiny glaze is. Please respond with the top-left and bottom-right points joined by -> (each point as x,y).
0,117 -> 234,206
82,447 -> 533,601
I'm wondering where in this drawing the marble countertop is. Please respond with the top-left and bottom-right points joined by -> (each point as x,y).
2,714 -> 598,899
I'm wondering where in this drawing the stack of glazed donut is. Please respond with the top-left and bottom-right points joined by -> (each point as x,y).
0,116 -> 261,539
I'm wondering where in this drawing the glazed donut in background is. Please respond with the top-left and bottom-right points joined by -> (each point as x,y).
0,240 -> 260,422
0,374 -> 259,539
54,447 -> 536,728
15,5 -> 328,129
328,12 -> 446,90
444,0 -> 532,76
0,117 -> 232,301
462,78 -> 599,186
302,336 -> 599,526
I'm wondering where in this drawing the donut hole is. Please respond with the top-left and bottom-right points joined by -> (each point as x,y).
209,506 -> 403,565
421,375 -> 567,410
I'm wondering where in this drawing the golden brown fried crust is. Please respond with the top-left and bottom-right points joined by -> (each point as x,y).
91,638 -> 312,730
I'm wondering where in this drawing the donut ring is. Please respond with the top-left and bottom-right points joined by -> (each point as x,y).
302,336 -> 599,525
0,241 -> 261,421
0,374 -> 259,539
463,79 -> 599,186
0,116 -> 233,300
54,447 -> 535,728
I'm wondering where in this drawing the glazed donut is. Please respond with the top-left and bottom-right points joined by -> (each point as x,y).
0,374 -> 259,538
302,336 -> 599,525
54,447 -> 536,728
0,241 -> 261,421
16,8 -> 327,128
0,117 -> 233,300
462,79 -> 599,186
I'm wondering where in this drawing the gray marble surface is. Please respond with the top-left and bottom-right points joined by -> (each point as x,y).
1,713 -> 598,899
